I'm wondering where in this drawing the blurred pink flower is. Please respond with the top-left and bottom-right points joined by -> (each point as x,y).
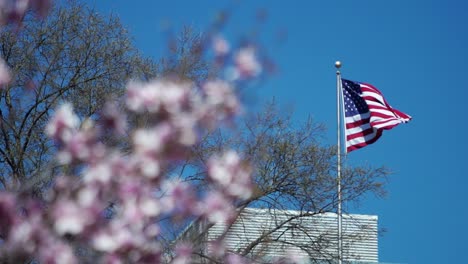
0,193 -> 17,237
213,35 -> 230,56
234,46 -> 262,78
202,80 -> 241,123
52,198 -> 95,235
172,242 -> 193,264
56,124 -> 106,165
133,124 -> 171,156
139,197 -> 162,217
100,102 -> 127,135
132,153 -> 161,179
172,113 -> 197,147
38,239 -> 77,264
126,79 -> 191,114
199,190 -> 236,224
132,119 -> 197,164
92,220 -> 141,253
45,103 -> 79,144
84,161 -> 113,184
77,185 -> 100,208
0,0 -> 27,24
207,151 -> 253,199
30,0 -> 52,17
207,239 -> 227,258
92,229 -> 127,252
0,58 -> 11,87
7,211 -> 47,257
226,253 -> 249,264
162,180 -> 198,217
101,254 -> 124,264
0,0 -> 51,25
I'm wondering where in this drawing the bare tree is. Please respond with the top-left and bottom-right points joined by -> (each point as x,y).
184,100 -> 389,263
0,2 -> 157,191
159,26 -> 209,82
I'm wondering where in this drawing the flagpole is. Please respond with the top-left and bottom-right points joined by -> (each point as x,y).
335,60 -> 343,264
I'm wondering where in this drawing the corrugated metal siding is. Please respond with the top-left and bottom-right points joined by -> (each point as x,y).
206,208 -> 378,263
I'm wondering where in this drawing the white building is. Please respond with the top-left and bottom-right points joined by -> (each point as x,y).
181,207 -> 379,263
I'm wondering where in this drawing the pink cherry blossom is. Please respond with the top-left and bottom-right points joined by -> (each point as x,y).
100,102 -> 127,135
161,179 -> 198,217
213,35 -> 230,56
56,129 -> 105,165
207,151 -> 253,199
52,198 -> 93,235
0,0 -> 51,25
171,242 -> 193,264
207,239 -> 227,258
199,190 -> 236,224
30,0 -> 51,17
133,124 -> 172,156
202,79 -> 241,124
234,46 -> 262,78
125,79 -> 191,114
0,58 -> 11,87
45,103 -> 79,144
37,239 -> 77,264
226,253 -> 249,264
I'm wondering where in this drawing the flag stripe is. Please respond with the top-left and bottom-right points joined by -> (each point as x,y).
341,79 -> 411,152
347,127 -> 376,140
346,129 -> 382,149
346,117 -> 371,129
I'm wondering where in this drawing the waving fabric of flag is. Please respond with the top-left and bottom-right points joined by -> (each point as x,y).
341,79 -> 411,152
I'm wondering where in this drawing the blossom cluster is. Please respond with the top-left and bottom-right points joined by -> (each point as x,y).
0,1 -> 271,263
1,78 -> 259,263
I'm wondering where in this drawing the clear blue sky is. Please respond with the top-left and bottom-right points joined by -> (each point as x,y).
84,1 -> 467,263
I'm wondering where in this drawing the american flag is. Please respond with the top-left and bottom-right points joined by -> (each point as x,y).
341,79 -> 411,152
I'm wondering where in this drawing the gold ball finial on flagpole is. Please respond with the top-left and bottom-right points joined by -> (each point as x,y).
335,61 -> 342,69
